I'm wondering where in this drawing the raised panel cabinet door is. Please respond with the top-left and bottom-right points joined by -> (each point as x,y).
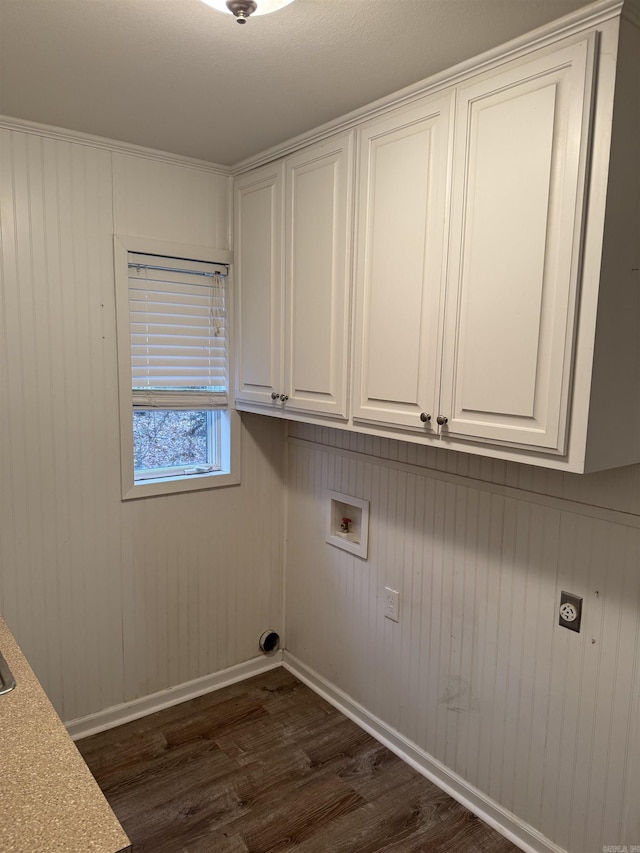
284,131 -> 354,418
439,36 -> 596,452
234,162 -> 284,407
352,91 -> 452,432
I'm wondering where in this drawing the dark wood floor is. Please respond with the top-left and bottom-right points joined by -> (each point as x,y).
78,668 -> 518,853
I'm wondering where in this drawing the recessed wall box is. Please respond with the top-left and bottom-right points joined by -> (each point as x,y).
326,491 -> 370,559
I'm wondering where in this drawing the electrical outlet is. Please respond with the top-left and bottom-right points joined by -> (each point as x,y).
559,591 -> 582,632
384,587 -> 400,623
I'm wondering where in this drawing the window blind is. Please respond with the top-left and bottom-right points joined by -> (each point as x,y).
128,253 -> 228,410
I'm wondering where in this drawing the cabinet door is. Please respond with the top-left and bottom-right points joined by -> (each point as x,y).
284,132 -> 354,418
352,92 -> 451,431
439,37 -> 595,451
234,162 -> 284,407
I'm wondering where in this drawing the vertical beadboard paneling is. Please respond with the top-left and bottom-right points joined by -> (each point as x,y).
0,130 -> 124,718
119,413 -> 284,706
286,430 -> 640,853
0,126 -> 285,724
118,407 -> 284,706
112,153 -> 230,249
289,421 -> 640,516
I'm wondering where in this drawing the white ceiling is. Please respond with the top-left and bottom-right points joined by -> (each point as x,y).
0,0 -> 594,167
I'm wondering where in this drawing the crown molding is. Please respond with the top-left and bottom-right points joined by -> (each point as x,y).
231,0 -> 624,175
0,115 -> 232,176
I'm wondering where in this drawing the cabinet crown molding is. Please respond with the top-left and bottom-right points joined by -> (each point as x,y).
231,0 -> 625,176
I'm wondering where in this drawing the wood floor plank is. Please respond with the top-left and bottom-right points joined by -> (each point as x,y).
336,740 -> 420,801
287,775 -> 448,853
78,670 -> 519,853
108,741 -> 309,828
293,775 -> 514,853
214,700 -> 338,766
215,774 -> 365,853
89,732 -> 237,799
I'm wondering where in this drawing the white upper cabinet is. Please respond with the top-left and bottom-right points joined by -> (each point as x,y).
284,131 -> 354,418
235,133 -> 354,419
353,36 -> 596,451
233,4 -> 639,472
352,93 -> 452,432
439,37 -> 596,453
234,162 -> 284,407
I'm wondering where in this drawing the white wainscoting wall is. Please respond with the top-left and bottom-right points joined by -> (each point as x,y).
285,422 -> 640,853
0,124 -> 286,723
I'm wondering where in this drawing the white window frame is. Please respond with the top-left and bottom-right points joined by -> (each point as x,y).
114,235 -> 240,500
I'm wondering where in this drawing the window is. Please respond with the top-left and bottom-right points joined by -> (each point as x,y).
114,237 -> 240,499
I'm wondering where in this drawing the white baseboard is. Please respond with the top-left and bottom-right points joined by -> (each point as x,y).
283,652 -> 565,853
66,652 -> 283,741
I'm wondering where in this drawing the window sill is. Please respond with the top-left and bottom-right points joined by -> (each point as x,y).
122,469 -> 241,501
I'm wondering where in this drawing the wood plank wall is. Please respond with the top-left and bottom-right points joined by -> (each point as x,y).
0,127 -> 286,723
285,422 -> 640,853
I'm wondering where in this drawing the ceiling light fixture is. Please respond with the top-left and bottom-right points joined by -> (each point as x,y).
200,0 -> 295,25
